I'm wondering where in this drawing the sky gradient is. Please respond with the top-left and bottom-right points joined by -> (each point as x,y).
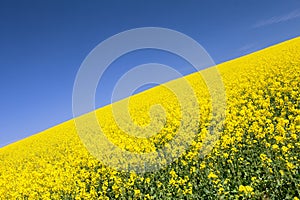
1,0 -> 300,147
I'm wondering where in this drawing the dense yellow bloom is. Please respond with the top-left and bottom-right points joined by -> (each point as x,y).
134,189 -> 141,197
0,36 -> 299,199
272,144 -> 279,150
286,162 -> 295,170
208,172 -> 218,179
239,185 -> 254,195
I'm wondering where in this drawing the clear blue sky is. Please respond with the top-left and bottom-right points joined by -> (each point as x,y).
1,0 -> 300,147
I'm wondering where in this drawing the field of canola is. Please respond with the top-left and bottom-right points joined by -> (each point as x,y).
0,37 -> 299,199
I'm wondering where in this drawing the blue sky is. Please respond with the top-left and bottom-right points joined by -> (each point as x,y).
1,0 -> 300,147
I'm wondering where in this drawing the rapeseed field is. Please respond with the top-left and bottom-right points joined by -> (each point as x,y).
0,37 -> 299,199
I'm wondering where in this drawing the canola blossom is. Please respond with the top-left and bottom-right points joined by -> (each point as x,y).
0,37 -> 300,199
